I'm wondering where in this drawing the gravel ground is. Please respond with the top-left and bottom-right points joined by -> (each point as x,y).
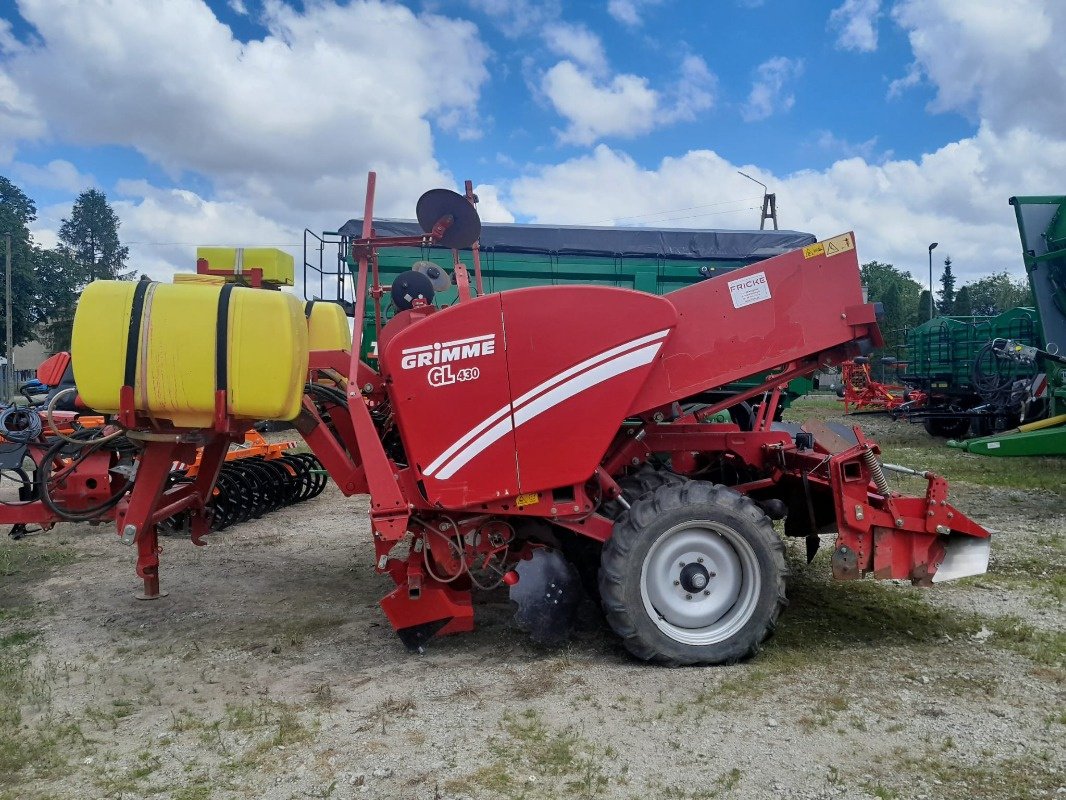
1,401 -> 1063,800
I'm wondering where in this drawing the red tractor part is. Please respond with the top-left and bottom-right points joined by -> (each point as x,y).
0,393 -> 319,543
93,174 -> 990,665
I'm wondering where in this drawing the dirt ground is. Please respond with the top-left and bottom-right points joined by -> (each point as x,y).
1,397 -> 1064,800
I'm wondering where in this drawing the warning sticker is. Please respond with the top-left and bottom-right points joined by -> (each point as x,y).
802,242 -> 825,259
727,271 -> 771,309
822,233 -> 855,257
516,492 -> 540,508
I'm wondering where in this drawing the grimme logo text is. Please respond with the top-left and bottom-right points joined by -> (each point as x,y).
400,334 -> 496,370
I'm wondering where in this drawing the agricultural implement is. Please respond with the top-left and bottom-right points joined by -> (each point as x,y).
59,174 -> 990,665
0,355 -> 325,540
948,196 -> 1066,456
837,357 -> 921,413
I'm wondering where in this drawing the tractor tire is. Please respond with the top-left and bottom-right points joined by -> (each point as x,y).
602,465 -> 685,520
923,415 -> 970,438
599,481 -> 787,666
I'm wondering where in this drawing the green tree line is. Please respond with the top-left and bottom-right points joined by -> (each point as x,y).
862,256 -> 1032,352
0,177 -> 131,355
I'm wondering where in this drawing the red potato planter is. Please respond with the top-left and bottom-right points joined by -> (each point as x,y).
67,173 -> 990,665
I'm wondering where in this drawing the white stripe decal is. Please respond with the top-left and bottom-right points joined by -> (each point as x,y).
512,343 -> 663,429
432,341 -> 663,480
423,402 -> 512,476
422,330 -> 668,479
512,329 -> 670,409
434,415 -> 516,480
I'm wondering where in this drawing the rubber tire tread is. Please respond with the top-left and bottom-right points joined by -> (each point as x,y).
602,465 -> 685,520
923,415 -> 970,438
598,480 -> 787,666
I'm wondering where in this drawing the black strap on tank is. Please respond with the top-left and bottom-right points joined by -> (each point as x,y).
304,300 -> 315,319
215,283 -> 236,392
123,280 -> 153,388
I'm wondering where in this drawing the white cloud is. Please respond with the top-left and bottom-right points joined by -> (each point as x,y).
543,22 -> 608,75
828,0 -> 881,53
10,159 -> 95,193
228,0 -> 248,14
505,124 -> 1066,281
742,57 -> 803,122
893,0 -> 1066,136
470,184 -> 515,223
888,62 -> 922,98
670,55 -> 717,122
607,0 -> 664,27
542,55 -> 715,145
542,62 -> 659,145
815,131 -> 883,161
112,181 -> 299,282
1,0 -> 490,224
465,0 -> 562,37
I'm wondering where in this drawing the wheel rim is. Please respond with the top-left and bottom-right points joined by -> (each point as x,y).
639,520 -> 761,646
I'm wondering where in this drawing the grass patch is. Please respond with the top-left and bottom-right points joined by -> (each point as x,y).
760,550 -> 1064,675
213,701 -> 312,771
784,396 -> 1066,495
173,784 -> 212,800
0,625 -> 77,793
763,558 -> 979,666
881,747 -> 1059,800
445,709 -> 617,799
0,541 -> 77,580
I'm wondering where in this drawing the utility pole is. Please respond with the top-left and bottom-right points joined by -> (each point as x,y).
737,171 -> 778,230
3,233 -> 11,403
927,242 -> 938,320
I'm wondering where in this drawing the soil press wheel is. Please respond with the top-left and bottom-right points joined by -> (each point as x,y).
599,481 -> 787,666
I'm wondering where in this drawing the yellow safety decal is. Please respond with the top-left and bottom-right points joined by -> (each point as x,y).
516,492 -> 540,509
822,233 -> 855,257
802,242 -> 825,259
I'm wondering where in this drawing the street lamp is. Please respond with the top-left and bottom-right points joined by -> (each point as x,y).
2,233 -> 10,403
928,242 -> 939,319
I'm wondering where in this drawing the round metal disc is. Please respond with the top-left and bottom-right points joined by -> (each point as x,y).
415,188 -> 481,249
411,260 -> 452,293
639,521 -> 761,646
390,269 -> 435,311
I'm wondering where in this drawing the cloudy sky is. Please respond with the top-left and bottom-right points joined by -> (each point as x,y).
1,0 -> 1063,287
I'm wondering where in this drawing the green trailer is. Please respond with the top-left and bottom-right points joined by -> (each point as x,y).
948,196 -> 1066,456
304,219 -> 818,421
896,307 -> 1042,437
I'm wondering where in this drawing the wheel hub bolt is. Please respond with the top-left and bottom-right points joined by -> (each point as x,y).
679,562 -> 711,593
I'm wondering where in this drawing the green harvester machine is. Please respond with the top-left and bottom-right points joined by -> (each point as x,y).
948,196 -> 1066,456
304,215 -> 818,423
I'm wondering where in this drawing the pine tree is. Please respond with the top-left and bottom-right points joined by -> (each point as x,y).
937,255 -> 956,314
58,189 -> 133,284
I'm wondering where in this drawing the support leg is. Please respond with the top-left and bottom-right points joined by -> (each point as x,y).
135,522 -> 167,600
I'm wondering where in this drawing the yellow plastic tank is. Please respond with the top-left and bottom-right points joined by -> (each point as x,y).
196,247 -> 294,286
72,280 -> 309,427
173,273 -> 226,285
306,301 -> 352,352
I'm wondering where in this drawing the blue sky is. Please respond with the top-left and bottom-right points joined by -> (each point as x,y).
1,0 -> 1064,285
